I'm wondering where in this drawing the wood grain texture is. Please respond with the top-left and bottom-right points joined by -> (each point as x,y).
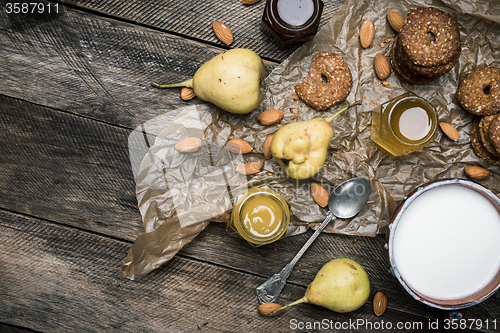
0,323 -> 39,333
57,0 -> 346,62
1,209 -> 472,333
1,95 -> 499,330
0,94 -> 143,239
1,1 -> 500,332
0,1 -> 276,130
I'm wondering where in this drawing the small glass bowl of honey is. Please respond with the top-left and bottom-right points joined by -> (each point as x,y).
370,92 -> 438,156
230,185 -> 290,247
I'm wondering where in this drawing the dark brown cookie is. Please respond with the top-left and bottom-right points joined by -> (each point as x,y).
405,51 -> 460,78
390,37 -> 433,85
456,67 -> 500,116
295,52 -> 352,111
399,7 -> 461,68
471,118 -> 500,166
488,112 -> 500,155
479,115 -> 500,156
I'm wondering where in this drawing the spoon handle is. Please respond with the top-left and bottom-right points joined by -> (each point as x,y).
255,211 -> 336,304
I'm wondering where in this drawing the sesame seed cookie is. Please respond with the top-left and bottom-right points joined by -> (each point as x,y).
488,112 -> 500,155
295,52 -> 352,111
390,37 -> 434,85
479,115 -> 500,157
399,7 -> 461,68
471,118 -> 500,166
456,67 -> 500,116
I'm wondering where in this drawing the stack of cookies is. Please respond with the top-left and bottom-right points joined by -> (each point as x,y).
390,7 -> 461,84
457,67 -> 500,166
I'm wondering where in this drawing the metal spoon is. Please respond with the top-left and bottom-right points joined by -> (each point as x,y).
255,177 -> 371,304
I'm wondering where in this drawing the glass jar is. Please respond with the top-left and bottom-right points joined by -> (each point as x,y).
230,185 -> 290,247
261,0 -> 324,49
370,92 -> 438,156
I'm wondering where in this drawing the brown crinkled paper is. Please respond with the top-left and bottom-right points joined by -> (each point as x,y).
122,0 -> 500,279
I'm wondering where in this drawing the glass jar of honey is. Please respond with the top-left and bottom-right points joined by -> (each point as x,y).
261,0 -> 324,48
370,92 -> 438,156
230,185 -> 290,247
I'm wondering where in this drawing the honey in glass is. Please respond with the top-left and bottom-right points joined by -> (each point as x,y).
371,92 -> 438,156
230,185 -> 290,247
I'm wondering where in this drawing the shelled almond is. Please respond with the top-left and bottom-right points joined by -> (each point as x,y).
263,134 -> 274,159
236,162 -> 262,175
373,291 -> 388,316
258,303 -> 283,316
180,87 -> 196,100
242,0 -> 260,4
212,21 -> 234,45
374,53 -> 391,80
311,183 -> 329,207
226,138 -> 253,154
359,21 -> 375,48
465,165 -> 492,180
439,122 -> 459,141
387,11 -> 404,33
175,137 -> 202,153
257,109 -> 284,126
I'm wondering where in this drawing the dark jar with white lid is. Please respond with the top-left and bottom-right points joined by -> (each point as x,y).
261,0 -> 324,48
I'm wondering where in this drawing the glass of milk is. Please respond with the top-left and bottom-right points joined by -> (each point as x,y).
387,179 -> 500,312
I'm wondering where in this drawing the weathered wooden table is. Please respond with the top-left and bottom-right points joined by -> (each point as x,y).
1,0 -> 499,332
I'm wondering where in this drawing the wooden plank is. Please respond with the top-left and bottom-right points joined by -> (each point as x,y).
1,209 -> 473,333
0,95 -> 144,239
0,2 -> 276,130
0,323 -> 39,333
1,95 -> 499,325
185,223 -> 500,329
57,0 -> 347,63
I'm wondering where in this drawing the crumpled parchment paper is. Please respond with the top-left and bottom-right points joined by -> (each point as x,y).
122,0 -> 500,279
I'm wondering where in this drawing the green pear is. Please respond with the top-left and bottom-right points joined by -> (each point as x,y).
270,258 -> 370,315
270,102 -> 360,179
151,48 -> 266,114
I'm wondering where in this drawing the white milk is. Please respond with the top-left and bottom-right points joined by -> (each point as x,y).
393,185 -> 500,300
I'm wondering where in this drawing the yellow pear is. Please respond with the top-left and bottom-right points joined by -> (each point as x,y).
270,258 -> 370,315
151,48 -> 266,114
270,102 -> 360,179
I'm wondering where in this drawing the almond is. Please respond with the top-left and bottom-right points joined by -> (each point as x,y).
175,137 -> 202,153
311,183 -> 329,208
236,162 -> 262,175
373,291 -> 388,316
465,165 -> 492,180
242,0 -> 260,4
226,138 -> 253,154
374,53 -> 391,80
180,87 -> 195,101
439,122 -> 459,141
387,11 -> 404,33
258,303 -> 283,316
212,21 -> 234,45
359,21 -> 375,48
263,134 -> 274,159
257,109 -> 284,126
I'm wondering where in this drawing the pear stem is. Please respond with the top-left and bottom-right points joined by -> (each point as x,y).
150,78 -> 193,89
324,100 -> 362,124
268,297 -> 308,316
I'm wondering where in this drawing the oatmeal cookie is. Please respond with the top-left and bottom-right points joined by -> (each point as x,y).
295,52 -> 352,111
488,113 -> 500,155
456,67 -> 500,116
479,115 -> 500,156
471,118 -> 500,166
390,37 -> 433,85
399,7 -> 461,68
